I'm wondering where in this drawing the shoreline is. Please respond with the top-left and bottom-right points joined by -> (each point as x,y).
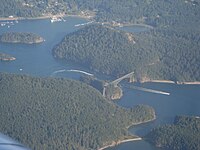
127,115 -> 156,129
0,53 -> 16,61
139,79 -> 200,85
98,116 -> 156,150
177,81 -> 200,85
0,13 -> 92,22
99,19 -> 154,29
0,14 -> 153,30
98,137 -> 142,150
0,57 -> 16,61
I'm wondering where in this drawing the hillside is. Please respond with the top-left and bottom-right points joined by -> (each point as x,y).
0,0 -> 40,18
0,73 -> 155,150
0,32 -> 44,44
1,0 -> 200,30
53,24 -> 200,82
53,24 -> 142,76
145,116 -> 200,150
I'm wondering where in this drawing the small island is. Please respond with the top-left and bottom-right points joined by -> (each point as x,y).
0,32 -> 44,44
0,53 -> 16,61
145,116 -> 200,150
80,75 -> 123,100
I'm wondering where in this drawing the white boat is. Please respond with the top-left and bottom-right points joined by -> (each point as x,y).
50,17 -> 62,23
0,23 -> 6,26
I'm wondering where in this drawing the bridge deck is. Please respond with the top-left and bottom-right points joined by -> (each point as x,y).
110,71 -> 134,86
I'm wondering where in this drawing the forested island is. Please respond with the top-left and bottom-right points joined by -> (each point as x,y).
145,116 -> 200,150
0,73 -> 155,150
0,53 -> 16,61
0,32 -> 44,44
53,24 -> 200,82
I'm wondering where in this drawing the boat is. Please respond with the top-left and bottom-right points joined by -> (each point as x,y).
50,16 -> 62,23
0,23 -> 6,26
74,21 -> 94,27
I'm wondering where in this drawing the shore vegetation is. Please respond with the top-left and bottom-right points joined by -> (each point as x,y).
0,73 -> 155,150
146,116 -> 200,150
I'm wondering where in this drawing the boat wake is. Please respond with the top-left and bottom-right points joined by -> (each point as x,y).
126,85 -> 170,96
74,21 -> 94,27
51,69 -> 93,76
67,69 -> 94,76
52,69 -> 66,74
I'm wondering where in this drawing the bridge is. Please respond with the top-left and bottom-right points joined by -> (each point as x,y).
102,71 -> 170,99
110,71 -> 135,87
103,71 -> 134,97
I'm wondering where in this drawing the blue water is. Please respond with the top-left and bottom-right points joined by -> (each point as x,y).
0,17 -> 91,78
104,82 -> 200,150
0,18 -> 200,150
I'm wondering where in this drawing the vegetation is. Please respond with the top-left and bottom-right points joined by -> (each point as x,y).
0,73 -> 155,150
0,0 -> 40,18
1,1 -> 199,82
53,24 -> 200,82
0,52 -> 16,61
80,75 -> 105,93
80,75 -> 123,100
0,32 -> 44,44
145,116 -> 200,150
1,0 -> 200,29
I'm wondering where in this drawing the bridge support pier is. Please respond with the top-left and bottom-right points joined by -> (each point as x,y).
103,87 -> 106,97
103,71 -> 134,99
129,74 -> 135,83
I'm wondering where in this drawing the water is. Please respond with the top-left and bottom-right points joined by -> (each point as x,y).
104,83 -> 200,150
0,18 -> 200,150
0,17 -> 91,78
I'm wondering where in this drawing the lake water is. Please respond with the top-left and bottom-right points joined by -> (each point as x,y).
0,17 -> 200,150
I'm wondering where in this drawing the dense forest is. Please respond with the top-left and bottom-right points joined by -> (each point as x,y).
52,24 -> 141,76
1,0 -> 199,81
53,24 -> 200,82
80,75 -> 105,93
0,73 -> 155,150
0,32 -> 44,44
145,116 -> 200,150
1,0 -> 200,29
0,0 -> 41,18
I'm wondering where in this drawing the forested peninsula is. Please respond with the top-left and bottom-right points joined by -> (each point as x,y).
0,53 -> 16,61
0,32 -> 44,44
0,73 -> 155,150
53,24 -> 200,82
145,116 -> 200,150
